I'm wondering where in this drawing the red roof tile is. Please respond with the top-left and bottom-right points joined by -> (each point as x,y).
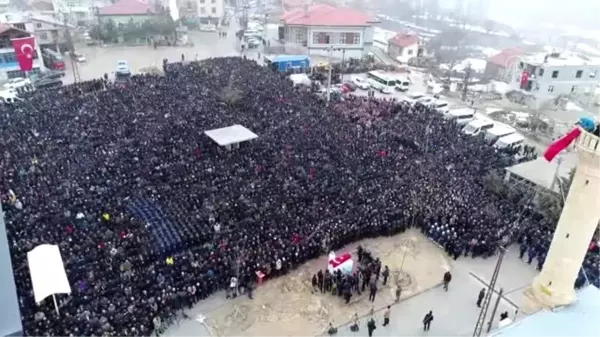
98,0 -> 157,16
389,33 -> 418,47
487,48 -> 523,68
281,4 -> 377,26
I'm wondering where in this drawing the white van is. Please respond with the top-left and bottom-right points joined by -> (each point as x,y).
484,124 -> 515,143
445,108 -> 475,125
403,92 -> 425,104
430,99 -> 449,114
395,78 -> 411,92
0,90 -> 19,104
494,133 -> 524,150
463,119 -> 495,136
244,29 -> 260,38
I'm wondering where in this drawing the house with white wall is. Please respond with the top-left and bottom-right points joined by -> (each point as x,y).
280,4 -> 378,60
387,33 -> 418,63
178,0 -> 224,24
508,52 -> 600,107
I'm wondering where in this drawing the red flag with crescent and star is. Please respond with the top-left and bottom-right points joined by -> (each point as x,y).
12,36 -> 36,72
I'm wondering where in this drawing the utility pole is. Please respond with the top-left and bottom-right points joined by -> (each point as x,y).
486,288 -> 504,333
461,63 -> 471,101
241,0 -> 249,30
549,154 -> 563,194
473,247 -> 506,337
63,14 -> 80,83
326,46 -> 333,105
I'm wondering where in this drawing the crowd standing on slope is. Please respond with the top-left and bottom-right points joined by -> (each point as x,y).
0,57 -> 597,336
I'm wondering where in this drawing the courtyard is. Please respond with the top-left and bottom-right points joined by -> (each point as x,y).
163,229 -> 539,337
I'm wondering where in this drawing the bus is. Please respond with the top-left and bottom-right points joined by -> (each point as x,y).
366,71 -> 395,94
42,49 -> 66,71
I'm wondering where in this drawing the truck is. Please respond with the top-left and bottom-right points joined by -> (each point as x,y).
265,55 -> 310,72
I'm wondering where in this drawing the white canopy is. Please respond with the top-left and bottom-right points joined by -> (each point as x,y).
27,244 -> 71,303
204,124 -> 258,147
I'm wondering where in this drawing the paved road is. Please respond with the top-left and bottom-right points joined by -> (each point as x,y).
63,21 -> 258,84
333,246 -> 535,337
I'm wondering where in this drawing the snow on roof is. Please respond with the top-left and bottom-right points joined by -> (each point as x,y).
487,48 -> 523,68
523,52 -> 600,67
281,4 -> 377,26
388,33 -> 418,47
204,125 -> 258,147
98,0 -> 157,16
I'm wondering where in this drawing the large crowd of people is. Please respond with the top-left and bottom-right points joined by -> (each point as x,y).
0,57 -> 597,336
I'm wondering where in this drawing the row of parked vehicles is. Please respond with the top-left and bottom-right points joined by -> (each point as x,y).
399,91 -> 525,151
462,118 -> 524,150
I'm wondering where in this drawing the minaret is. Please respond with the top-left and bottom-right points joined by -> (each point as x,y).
529,126 -> 600,308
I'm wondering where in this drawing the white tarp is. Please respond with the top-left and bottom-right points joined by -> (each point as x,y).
27,244 -> 71,303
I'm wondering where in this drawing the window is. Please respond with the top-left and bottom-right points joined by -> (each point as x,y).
7,67 -> 40,79
312,32 -> 330,44
407,49 -> 413,55
571,85 -> 577,93
200,7 -> 205,13
591,70 -> 598,79
14,23 -> 25,30
538,68 -> 544,77
547,85 -> 554,93
338,32 -> 359,44
575,70 -> 583,78
186,1 -> 192,9
211,7 -> 216,13
551,70 -> 559,78
39,32 -> 48,40
0,52 -> 17,63
293,30 -> 304,43
36,22 -> 42,28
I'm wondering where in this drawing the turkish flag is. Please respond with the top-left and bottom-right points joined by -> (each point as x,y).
543,128 -> 581,162
520,71 -> 529,89
12,36 -> 36,72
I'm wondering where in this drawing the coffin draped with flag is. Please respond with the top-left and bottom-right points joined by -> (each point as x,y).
12,36 -> 36,72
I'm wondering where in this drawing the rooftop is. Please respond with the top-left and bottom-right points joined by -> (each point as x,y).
98,0 -> 157,16
523,52 -> 600,67
281,4 -> 377,27
204,125 -> 259,147
505,153 -> 577,193
388,33 -> 418,47
487,48 -> 523,68
491,286 -> 600,337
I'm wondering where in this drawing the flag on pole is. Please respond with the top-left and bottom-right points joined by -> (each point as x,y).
543,128 -> 581,162
12,36 -> 36,72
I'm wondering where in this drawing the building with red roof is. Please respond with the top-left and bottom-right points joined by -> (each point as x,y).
484,48 -> 523,81
280,4 -> 378,59
387,33 -> 419,63
98,0 -> 159,24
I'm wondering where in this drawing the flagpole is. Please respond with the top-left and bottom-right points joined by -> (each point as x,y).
52,294 -> 60,316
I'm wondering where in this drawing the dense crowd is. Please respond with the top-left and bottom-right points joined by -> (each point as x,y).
0,57 -> 597,336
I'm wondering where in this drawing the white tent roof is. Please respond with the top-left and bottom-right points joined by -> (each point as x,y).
204,125 -> 259,147
27,244 -> 71,303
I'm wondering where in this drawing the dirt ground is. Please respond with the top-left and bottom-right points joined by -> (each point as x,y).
204,228 -> 450,336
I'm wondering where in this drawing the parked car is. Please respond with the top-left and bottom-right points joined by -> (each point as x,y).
3,77 -> 31,90
335,83 -> 351,94
342,82 -> 357,91
351,77 -> 370,90
72,52 -> 86,62
247,37 -> 261,48
116,60 -> 131,76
